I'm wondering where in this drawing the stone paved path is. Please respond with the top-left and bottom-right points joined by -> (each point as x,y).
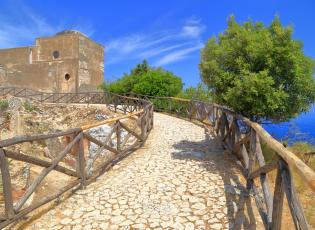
23,113 -> 262,230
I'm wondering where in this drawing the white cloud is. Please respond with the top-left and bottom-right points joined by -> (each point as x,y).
138,42 -> 194,59
181,17 -> 206,38
105,17 -> 206,66
154,43 -> 203,66
0,11 -> 58,48
0,9 -> 93,49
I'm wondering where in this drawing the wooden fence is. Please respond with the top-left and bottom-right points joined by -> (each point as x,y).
0,89 -> 153,228
146,96 -> 314,230
1,87 -> 314,229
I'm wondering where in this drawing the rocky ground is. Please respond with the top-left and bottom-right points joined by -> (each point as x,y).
19,113 -> 263,230
0,96 -> 116,140
0,96 -> 120,215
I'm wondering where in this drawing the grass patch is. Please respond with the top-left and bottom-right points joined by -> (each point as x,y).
23,101 -> 37,112
0,99 -> 9,110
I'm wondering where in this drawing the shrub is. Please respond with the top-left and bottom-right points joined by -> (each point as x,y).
103,60 -> 183,97
23,101 -> 36,112
0,99 -> 9,110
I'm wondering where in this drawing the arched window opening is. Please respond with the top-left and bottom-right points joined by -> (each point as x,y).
65,73 -> 70,81
53,50 -> 60,59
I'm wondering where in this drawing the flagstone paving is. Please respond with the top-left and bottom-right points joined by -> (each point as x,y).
23,113 -> 262,230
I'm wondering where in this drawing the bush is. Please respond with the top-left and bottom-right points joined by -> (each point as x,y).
103,60 -> 183,97
177,83 -> 212,102
0,99 -> 9,110
23,101 -> 36,112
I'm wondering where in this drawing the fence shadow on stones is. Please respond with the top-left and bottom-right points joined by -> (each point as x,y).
152,96 -> 314,230
171,127 -> 260,229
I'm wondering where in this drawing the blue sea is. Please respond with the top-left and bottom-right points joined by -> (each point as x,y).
263,105 -> 315,144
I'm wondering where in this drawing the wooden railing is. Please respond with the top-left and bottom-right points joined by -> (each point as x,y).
0,89 -> 153,228
144,96 -> 314,230
1,88 -> 314,229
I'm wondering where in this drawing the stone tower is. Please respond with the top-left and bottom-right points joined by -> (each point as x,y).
0,30 -> 104,93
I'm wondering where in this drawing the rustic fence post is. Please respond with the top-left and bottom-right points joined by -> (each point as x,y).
0,148 -> 15,219
149,105 -> 154,130
248,128 -> 269,229
220,112 -> 227,139
230,118 -> 236,148
140,112 -> 147,141
271,162 -> 284,230
188,100 -> 193,120
114,97 -> 118,113
280,160 -> 309,230
248,129 -> 256,180
254,132 -> 273,223
214,107 -> 219,129
116,121 -> 121,152
77,133 -> 86,188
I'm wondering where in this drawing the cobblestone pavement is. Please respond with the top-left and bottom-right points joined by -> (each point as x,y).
24,113 -> 262,230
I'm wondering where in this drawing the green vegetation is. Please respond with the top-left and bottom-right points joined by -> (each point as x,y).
289,142 -> 315,168
177,83 -> 212,102
200,16 -> 315,122
0,99 -> 9,110
23,101 -> 37,112
102,60 -> 210,114
103,60 -> 183,97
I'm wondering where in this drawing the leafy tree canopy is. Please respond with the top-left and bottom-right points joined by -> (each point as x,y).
103,60 -> 183,97
177,83 -> 212,102
200,16 -> 315,122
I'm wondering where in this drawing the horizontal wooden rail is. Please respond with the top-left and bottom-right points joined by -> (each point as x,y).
245,120 -> 315,192
4,149 -> 78,177
0,128 -> 81,147
81,109 -> 144,130
136,95 -> 314,230
1,87 -> 313,229
0,87 -> 154,229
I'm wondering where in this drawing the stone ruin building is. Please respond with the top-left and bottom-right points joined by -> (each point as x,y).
0,30 -> 104,93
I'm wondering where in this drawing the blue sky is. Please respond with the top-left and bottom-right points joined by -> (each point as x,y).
0,0 -> 315,87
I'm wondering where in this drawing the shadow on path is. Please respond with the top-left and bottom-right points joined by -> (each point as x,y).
171,126 -> 261,229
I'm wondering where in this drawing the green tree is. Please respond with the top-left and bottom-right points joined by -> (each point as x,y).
103,60 -> 183,97
177,83 -> 212,102
200,16 -> 315,122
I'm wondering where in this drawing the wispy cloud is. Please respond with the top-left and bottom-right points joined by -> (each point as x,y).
154,43 -> 203,66
0,8 -> 94,49
181,17 -> 206,38
0,10 -> 58,48
105,17 -> 206,66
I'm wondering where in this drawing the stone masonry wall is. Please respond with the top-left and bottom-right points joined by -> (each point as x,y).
0,31 -> 104,93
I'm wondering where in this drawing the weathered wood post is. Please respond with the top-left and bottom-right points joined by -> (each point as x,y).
271,161 -> 284,230
248,128 -> 269,229
254,132 -> 273,223
219,112 -> 227,140
189,100 -> 195,120
280,160 -> 309,230
77,132 -> 86,188
150,105 -> 154,130
140,112 -> 147,141
114,97 -> 118,113
0,149 -> 14,219
116,121 -> 121,152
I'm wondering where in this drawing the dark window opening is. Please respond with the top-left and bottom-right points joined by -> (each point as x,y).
53,51 -> 60,59
65,73 -> 70,81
